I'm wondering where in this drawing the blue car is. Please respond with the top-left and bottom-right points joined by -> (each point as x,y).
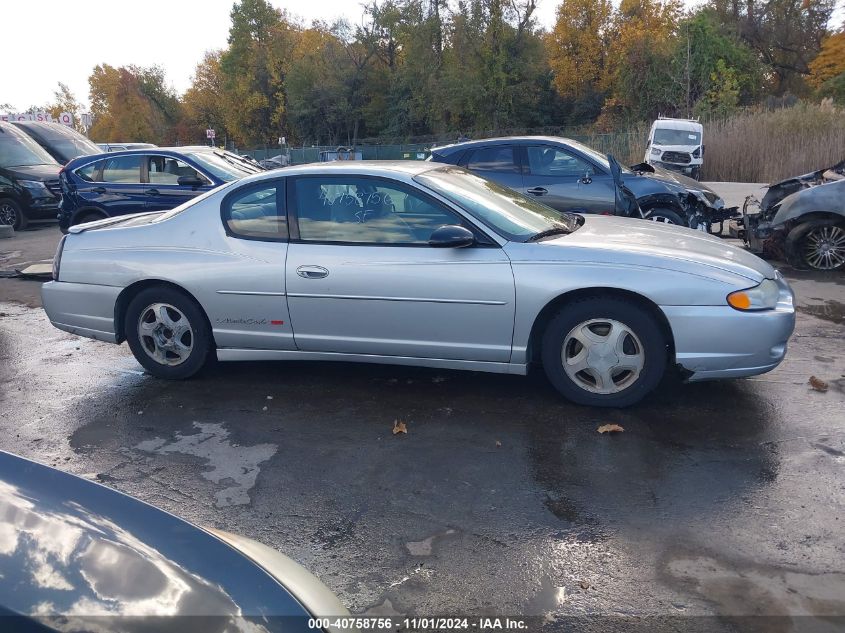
58,147 -> 264,231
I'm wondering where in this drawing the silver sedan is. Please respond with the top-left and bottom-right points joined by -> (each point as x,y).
42,161 -> 795,407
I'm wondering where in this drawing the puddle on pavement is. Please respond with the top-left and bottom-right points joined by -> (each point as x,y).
134,422 -> 277,507
405,528 -> 457,556
663,551 -> 845,628
796,299 -> 845,325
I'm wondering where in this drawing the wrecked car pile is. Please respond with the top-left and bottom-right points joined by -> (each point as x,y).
734,160 -> 845,270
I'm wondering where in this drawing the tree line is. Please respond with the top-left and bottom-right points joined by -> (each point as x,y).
28,0 -> 845,147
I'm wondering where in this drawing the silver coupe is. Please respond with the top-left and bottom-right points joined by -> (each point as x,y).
42,161 -> 795,407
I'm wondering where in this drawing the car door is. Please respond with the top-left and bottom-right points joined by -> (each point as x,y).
460,145 -> 524,192
523,145 -> 615,214
212,179 -> 293,350
285,175 -> 516,362
144,154 -> 214,211
94,155 -> 148,217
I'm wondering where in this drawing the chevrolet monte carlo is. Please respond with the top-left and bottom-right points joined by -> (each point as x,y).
42,162 -> 795,407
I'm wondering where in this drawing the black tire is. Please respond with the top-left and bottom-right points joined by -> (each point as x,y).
0,198 -> 27,231
541,296 -> 668,407
72,211 -> 106,227
785,219 -> 845,271
125,286 -> 212,379
643,207 -> 684,226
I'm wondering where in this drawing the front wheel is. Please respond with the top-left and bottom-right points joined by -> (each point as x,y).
541,297 -> 668,407
0,199 -> 27,231
643,207 -> 684,226
786,220 -> 845,271
125,287 -> 212,379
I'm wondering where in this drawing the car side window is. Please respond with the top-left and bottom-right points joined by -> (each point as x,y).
75,160 -> 103,182
223,182 -> 286,240
526,146 -> 594,178
100,156 -> 143,183
466,146 -> 520,173
293,177 -> 464,245
147,156 -> 209,185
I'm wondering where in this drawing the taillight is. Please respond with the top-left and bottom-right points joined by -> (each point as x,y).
52,235 -> 67,281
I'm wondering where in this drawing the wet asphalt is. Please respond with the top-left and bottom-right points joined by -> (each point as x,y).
0,223 -> 844,631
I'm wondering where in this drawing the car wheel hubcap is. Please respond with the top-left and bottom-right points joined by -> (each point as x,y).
137,303 -> 193,366
803,226 -> 845,270
0,203 -> 17,226
561,319 -> 645,394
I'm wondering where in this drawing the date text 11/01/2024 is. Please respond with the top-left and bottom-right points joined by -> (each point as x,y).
308,617 -> 528,630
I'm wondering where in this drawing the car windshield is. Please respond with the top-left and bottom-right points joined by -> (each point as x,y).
29,125 -> 101,160
0,126 -> 58,168
184,151 -> 260,181
154,180 -> 238,222
416,166 -> 580,242
653,128 -> 702,145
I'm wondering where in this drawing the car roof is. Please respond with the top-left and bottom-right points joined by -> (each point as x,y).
430,135 -> 577,155
653,119 -> 702,132
237,160 -> 444,186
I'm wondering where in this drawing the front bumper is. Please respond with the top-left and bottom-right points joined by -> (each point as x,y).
653,160 -> 700,176
662,273 -> 795,380
41,281 -> 121,343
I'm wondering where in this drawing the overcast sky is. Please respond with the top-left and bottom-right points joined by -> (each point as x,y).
2,0 -> 843,113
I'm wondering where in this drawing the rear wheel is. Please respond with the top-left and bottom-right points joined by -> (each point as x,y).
0,199 -> 27,231
541,297 -> 668,407
643,207 -> 684,226
785,220 -> 845,271
125,286 -> 212,379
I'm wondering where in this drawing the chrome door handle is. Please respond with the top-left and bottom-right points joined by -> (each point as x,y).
527,187 -> 547,195
296,265 -> 329,279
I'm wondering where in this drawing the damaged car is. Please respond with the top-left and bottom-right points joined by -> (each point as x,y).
428,136 -> 736,232
736,160 -> 845,270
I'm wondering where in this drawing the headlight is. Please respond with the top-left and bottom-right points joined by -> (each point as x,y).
19,180 -> 51,198
650,148 -> 661,156
727,279 -> 779,311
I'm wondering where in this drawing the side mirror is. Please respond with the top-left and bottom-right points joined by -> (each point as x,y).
177,175 -> 205,188
428,224 -> 475,248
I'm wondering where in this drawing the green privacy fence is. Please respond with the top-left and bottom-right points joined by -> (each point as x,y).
241,131 -> 647,166
242,144 -> 433,165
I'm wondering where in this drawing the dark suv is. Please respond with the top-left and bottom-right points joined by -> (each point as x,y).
0,122 -> 62,230
10,121 -> 101,164
59,147 -> 264,231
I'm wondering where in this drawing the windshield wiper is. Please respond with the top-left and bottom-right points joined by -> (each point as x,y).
527,225 -> 572,242
213,151 -> 259,174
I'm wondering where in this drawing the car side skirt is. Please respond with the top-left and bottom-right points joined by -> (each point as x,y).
216,348 -> 528,375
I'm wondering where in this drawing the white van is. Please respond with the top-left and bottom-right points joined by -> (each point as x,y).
644,117 -> 704,180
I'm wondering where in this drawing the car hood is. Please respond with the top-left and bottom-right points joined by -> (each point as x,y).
0,451 -> 317,626
525,215 -> 774,282
1,163 -> 61,180
624,166 -> 723,208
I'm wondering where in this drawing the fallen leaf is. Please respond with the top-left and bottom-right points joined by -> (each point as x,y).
809,376 -> 828,392
580,580 -> 590,590
597,424 -> 624,434
495,440 -> 502,447
393,420 -> 408,435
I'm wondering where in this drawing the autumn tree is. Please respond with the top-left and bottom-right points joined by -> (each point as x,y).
546,0 -> 612,102
46,83 -> 85,131
182,51 -> 226,142
602,0 -> 683,122
88,65 -> 181,144
808,30 -> 845,88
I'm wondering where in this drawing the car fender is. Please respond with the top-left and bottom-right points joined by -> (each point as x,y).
770,180 -> 845,227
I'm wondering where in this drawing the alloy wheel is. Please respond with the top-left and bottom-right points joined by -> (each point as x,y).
0,203 -> 17,227
803,225 -> 845,270
561,319 -> 645,394
137,303 -> 194,366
